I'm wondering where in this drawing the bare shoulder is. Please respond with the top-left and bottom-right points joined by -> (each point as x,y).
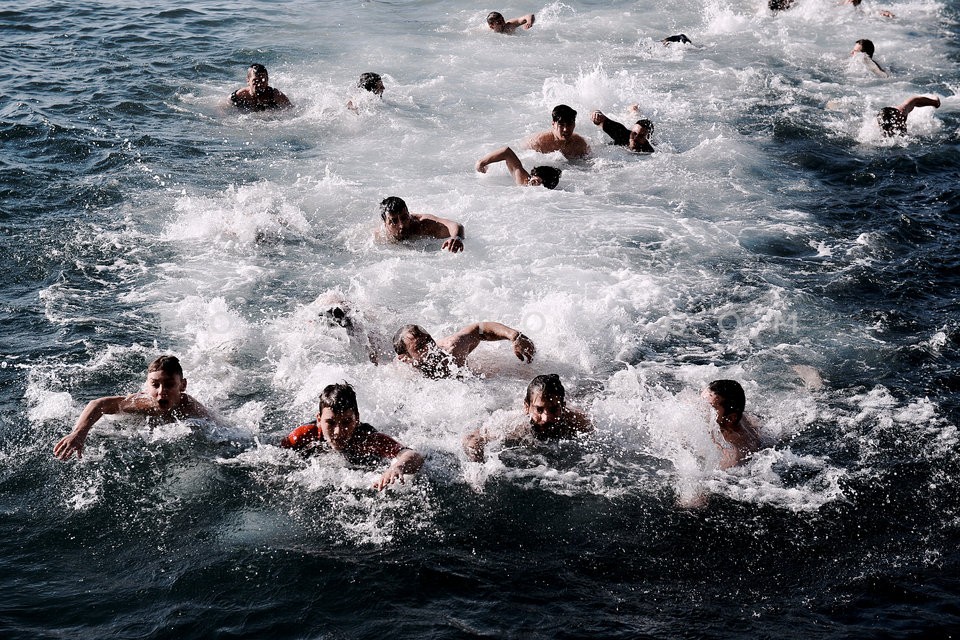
178,394 -> 213,419
525,130 -> 555,152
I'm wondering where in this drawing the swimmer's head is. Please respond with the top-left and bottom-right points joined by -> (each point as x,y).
318,382 -> 360,417
145,355 -> 186,411
358,72 -> 384,96
853,39 -> 875,58
316,383 -> 360,451
487,11 -> 507,32
878,106 -> 906,137
247,64 -> 270,93
524,374 -> 566,427
393,324 -> 450,376
552,104 -> 577,124
846,0 -> 862,5
768,0 -> 794,10
629,119 -> 654,150
662,34 -> 692,45
551,104 -> 577,141
703,379 -> 746,428
380,196 -> 412,240
530,166 -> 561,190
321,306 -> 352,329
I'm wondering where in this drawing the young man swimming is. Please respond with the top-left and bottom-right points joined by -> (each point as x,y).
851,39 -> 888,78
378,196 -> 465,253
590,110 -> 655,153
462,374 -> 592,462
393,322 -> 535,379
524,104 -> 591,160
475,146 -> 562,189
486,11 -> 535,33
348,72 -> 385,111
230,64 -> 292,112
53,355 -> 216,460
701,379 -> 761,470
280,383 -> 423,490
877,95 -> 941,137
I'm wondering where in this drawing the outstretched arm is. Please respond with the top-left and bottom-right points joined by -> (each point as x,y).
373,448 -> 425,490
414,213 -> 465,253
54,395 -> 129,460
444,321 -> 536,364
476,146 -> 531,186
508,14 -> 535,30
897,95 -> 940,116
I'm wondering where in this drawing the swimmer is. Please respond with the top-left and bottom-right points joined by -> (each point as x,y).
590,110 -> 655,153
475,146 -> 562,189
662,34 -> 692,45
378,196 -> 465,253
877,95 -> 941,137
280,383 -> 424,490
486,11 -> 535,33
845,0 -> 895,18
525,104 -> 591,160
347,72 -> 385,111
53,355 -> 216,460
702,380 -> 761,470
851,39 -> 888,78
393,322 -> 535,379
463,374 -> 592,462
230,64 -> 292,112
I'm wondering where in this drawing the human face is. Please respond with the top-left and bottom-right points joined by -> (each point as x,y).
400,328 -> 437,365
248,68 -> 269,94
525,391 -> 564,427
145,370 -> 186,411
383,207 -> 413,240
850,42 -> 863,55
701,389 -> 738,429
317,407 -> 359,451
552,119 -> 575,141
489,17 -> 506,32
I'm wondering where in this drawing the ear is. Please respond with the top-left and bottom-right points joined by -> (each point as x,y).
523,401 -> 531,414
181,378 -> 188,392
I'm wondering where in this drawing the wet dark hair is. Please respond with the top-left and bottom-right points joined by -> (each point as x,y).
707,380 -> 746,414
318,382 -> 359,416
486,11 -> 505,25
551,104 -> 577,123
662,34 -> 692,44
877,106 -> 906,136
634,119 -> 654,134
249,63 -> 268,76
768,0 -> 794,10
392,324 -> 422,356
358,72 -> 382,93
148,355 -> 184,378
849,0 -> 862,5
855,38 -> 875,58
525,374 -> 566,405
379,196 -> 408,221
530,166 -> 561,190
321,306 -> 352,329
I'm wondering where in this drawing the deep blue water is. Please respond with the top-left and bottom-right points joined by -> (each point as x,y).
2,0 -> 960,638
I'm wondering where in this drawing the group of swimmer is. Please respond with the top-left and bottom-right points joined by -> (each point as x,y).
53,5 -> 944,498
53,355 -> 761,491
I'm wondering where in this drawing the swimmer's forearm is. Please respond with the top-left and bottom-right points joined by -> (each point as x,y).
476,321 -> 520,342
393,449 -> 424,474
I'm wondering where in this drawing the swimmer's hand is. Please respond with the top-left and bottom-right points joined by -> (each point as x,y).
591,110 -> 606,126
512,333 -> 536,363
373,466 -> 406,490
523,14 -> 535,29
442,236 -> 464,253
475,159 -> 489,173
53,430 -> 88,460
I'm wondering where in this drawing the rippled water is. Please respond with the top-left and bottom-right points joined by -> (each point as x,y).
2,0 -> 960,637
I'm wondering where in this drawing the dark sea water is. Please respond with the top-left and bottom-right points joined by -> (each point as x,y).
2,0 -> 960,638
